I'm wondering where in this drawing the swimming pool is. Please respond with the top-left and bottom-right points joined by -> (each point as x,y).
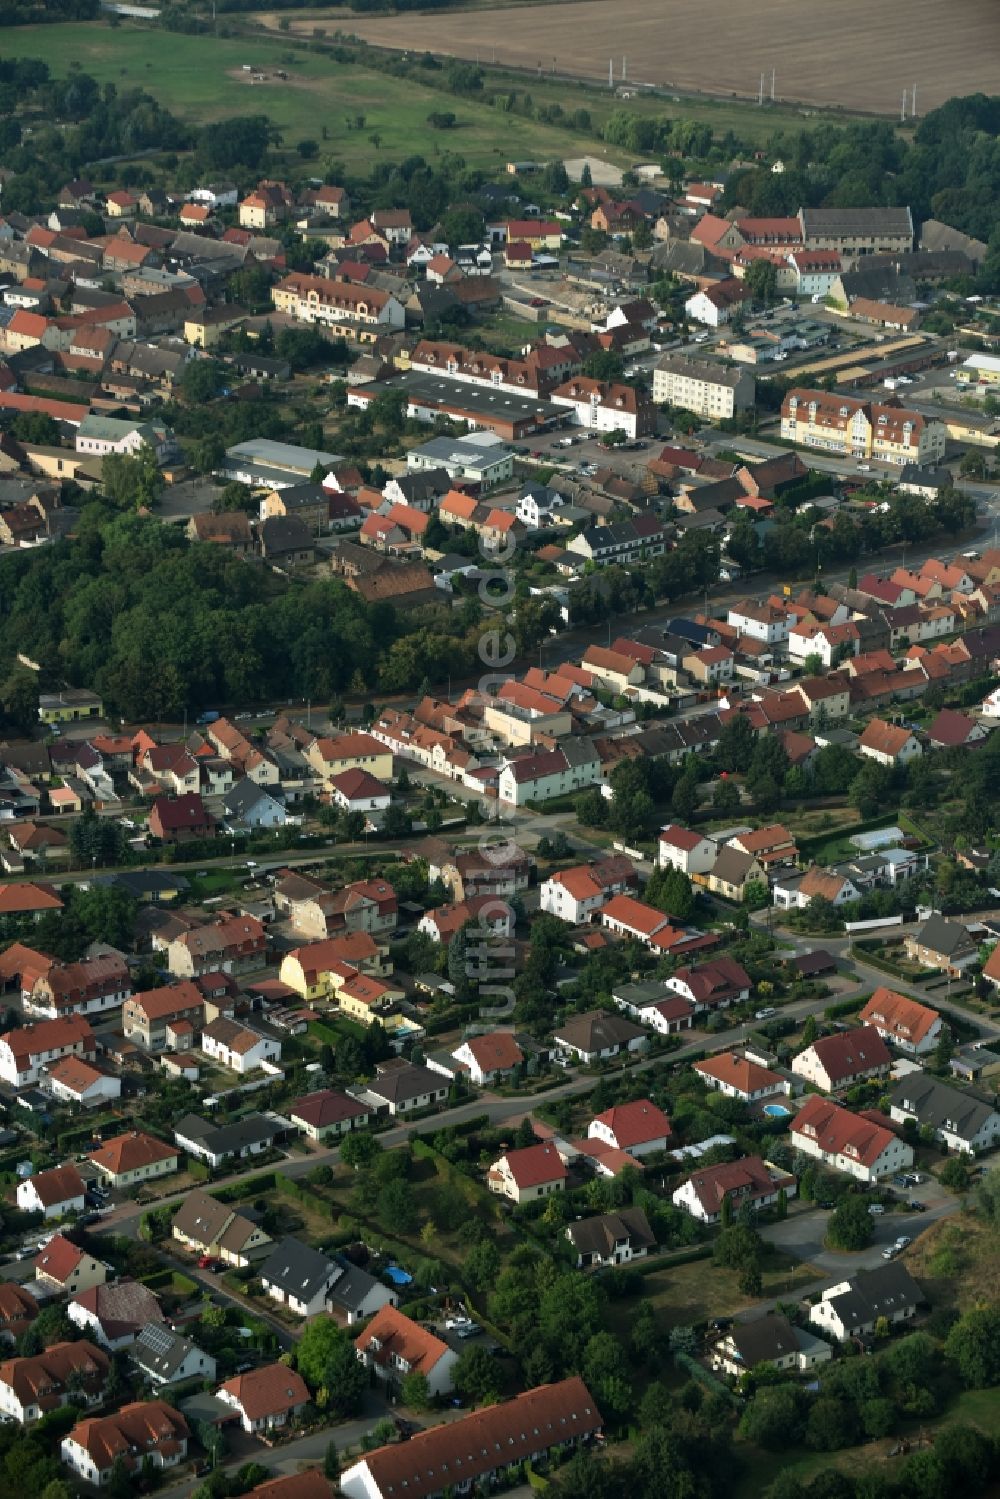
384,1265 -> 413,1286
763,1104 -> 792,1118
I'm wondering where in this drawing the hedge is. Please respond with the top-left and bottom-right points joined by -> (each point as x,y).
630,1244 -> 712,1276
211,1172 -> 279,1203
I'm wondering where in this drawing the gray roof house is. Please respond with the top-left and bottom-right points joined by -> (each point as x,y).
553,1010 -> 647,1063
260,1237 -> 342,1317
131,1323 -> 217,1387
174,1112 -> 283,1168
326,1258 -> 398,1325
222,779 -> 287,830
566,1207 -> 656,1268
889,1073 -> 1000,1156
809,1262 -> 922,1342
365,1061 -> 450,1117
710,1312 -> 832,1378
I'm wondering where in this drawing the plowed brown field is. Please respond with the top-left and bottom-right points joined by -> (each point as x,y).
334,0 -> 999,115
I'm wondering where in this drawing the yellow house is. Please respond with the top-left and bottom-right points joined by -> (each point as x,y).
39,689 -> 103,725
279,933 -> 389,1000
507,219 -> 563,252
305,732 -> 393,785
337,971 -> 403,1025
184,306 -> 248,349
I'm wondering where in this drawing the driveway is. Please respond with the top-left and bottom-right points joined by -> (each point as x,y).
761,1175 -> 957,1279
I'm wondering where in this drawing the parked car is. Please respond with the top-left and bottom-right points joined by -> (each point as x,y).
755,1007 -> 777,1020
868,1204 -> 885,1216
908,1199 -> 927,1211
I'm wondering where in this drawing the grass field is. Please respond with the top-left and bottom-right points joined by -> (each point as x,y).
333,0 -> 998,116
607,1248 -> 820,1335
0,20 -> 611,168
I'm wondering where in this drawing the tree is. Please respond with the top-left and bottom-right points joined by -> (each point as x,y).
826,1194 -> 873,1251
738,1384 -> 806,1450
743,880 -> 770,911
745,258 -> 779,307
945,1305 -> 1000,1387
340,1131 -> 381,1171
401,1371 -> 430,1409
101,446 -> 164,511
801,1014 -> 818,1046
940,1157 -> 972,1193
378,1179 -> 419,1235
645,865 -> 694,920
452,1342 -> 502,1403
323,1441 -> 339,1480
975,1165 -> 1000,1222
671,775 -> 698,821
713,777 -> 741,813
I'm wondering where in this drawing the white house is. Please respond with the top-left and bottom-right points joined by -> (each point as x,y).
61,1402 -> 188,1484
200,1018 -> 281,1075
858,988 -> 942,1056
809,1263 -> 922,1342
488,1143 -> 567,1205
539,856 -> 636,925
772,865 -> 861,911
888,1074 -> 1000,1155
131,1324 -> 217,1388
727,601 -> 792,644
672,1156 -> 795,1224
451,1031 -> 524,1085
858,719 -> 923,767
16,1164 -> 85,1220
791,1027 -> 892,1093
657,824 -> 717,876
0,1016 -> 96,1088
791,1095 -> 913,1182
354,1304 -> 459,1399
330,769 -> 392,822
587,1099 -> 671,1157
684,284 -> 747,327
259,1238 -> 340,1318
693,1052 -> 788,1103
0,1341 -> 109,1424
45,1056 -> 121,1108
517,484 -> 566,530
215,1365 -> 310,1434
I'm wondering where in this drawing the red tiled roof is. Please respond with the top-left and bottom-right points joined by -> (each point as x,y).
797,1026 -> 891,1086
859,987 -> 940,1046
218,1363 -> 309,1421
792,1094 -> 898,1167
357,1379 -> 600,1499
591,1098 -> 671,1148
34,1233 -> 86,1283
290,1089 -> 369,1129
89,1131 -> 177,1177
498,1142 -> 567,1188
354,1304 -> 451,1376
694,1052 -> 783,1095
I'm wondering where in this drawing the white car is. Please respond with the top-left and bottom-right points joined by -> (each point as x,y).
868,1204 -> 885,1216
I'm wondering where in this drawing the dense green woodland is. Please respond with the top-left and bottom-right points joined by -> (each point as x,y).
0,508 -> 455,720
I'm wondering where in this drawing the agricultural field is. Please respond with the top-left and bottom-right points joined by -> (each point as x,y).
326,0 -> 997,116
0,21 -> 603,168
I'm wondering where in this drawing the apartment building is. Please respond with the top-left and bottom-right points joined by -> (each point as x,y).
271,273 -> 404,339
652,355 -> 755,419
780,389 -> 945,466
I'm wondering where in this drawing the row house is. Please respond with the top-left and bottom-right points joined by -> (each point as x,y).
539,856 -> 638,925
549,377 -> 655,440
272,273 -> 405,339
122,979 -> 220,1051
791,1095 -> 913,1182
24,954 -> 131,1020
165,913 -> 267,979
497,740 -> 602,807
339,1379 -> 601,1499
0,1015 -> 95,1088
61,1402 -> 189,1486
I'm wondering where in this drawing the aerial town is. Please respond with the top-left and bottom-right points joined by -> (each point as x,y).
0,10 -> 997,1499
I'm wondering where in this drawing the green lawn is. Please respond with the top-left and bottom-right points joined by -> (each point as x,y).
252,10 -> 875,147
2,20 -> 612,167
